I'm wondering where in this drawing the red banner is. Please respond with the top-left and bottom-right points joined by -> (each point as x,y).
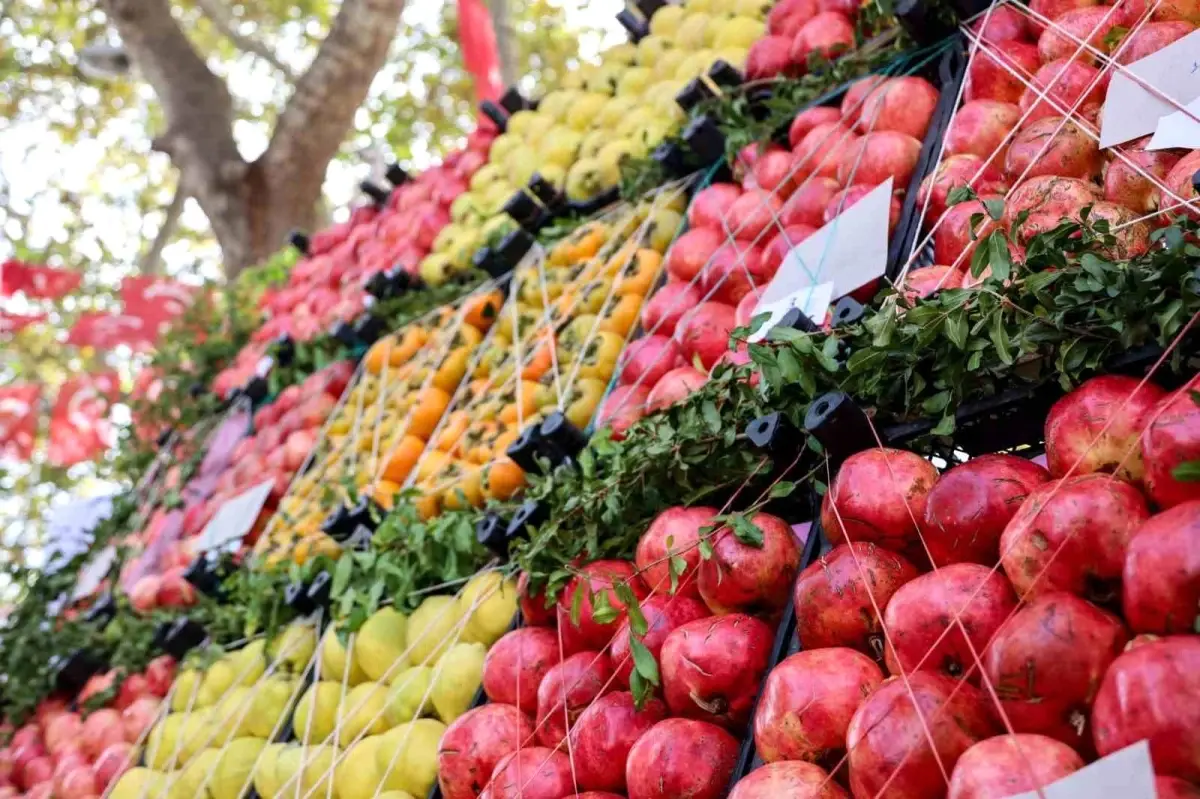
67,312 -> 159,350
458,0 -> 503,103
0,384 -> 40,461
48,372 -> 119,467
0,260 -> 82,299
120,276 -> 195,323
0,311 -> 47,335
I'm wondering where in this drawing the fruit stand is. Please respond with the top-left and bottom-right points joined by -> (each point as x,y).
3,0 -> 1200,797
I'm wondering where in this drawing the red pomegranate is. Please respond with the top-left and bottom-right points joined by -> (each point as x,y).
1038,6 -> 1122,62
1116,21 -> 1197,64
1092,636 -> 1200,782
518,572 -> 557,628
121,697 -> 158,743
535,651 -> 613,747
624,718 -> 738,799
1019,59 -> 1109,125
745,35 -> 794,80
835,131 -> 923,189
761,224 -> 815,276
92,743 -> 133,790
678,302 -> 737,370
482,627 -> 561,715
729,761 -> 848,798
1006,175 -> 1101,227
842,76 -> 887,119
618,335 -> 684,390
1141,379 -> 1200,508
635,506 -> 718,598
752,146 -> 801,200
726,191 -> 783,241
699,241 -> 770,306
791,11 -> 856,61
1157,776 -> 1200,798
901,265 -> 963,302
486,747 -> 573,799
1000,474 -> 1150,602
846,673 -> 1000,798
610,595 -> 711,689
568,692 -> 667,793
1160,149 -> 1200,224
697,511 -> 801,616
145,656 -> 176,697
780,177 -> 842,228
41,714 -> 81,757
948,734 -> 1085,799
935,195 -> 1000,267
555,560 -> 648,653
437,705 -> 535,799
858,76 -> 940,139
794,542 -> 919,656
80,709 -> 125,759
1005,116 -> 1102,182
964,41 -> 1040,104
688,183 -> 742,231
945,100 -> 1020,168
1028,0 -> 1101,32
821,447 -> 939,562
984,592 -> 1128,750
1123,501 -> 1200,635
788,106 -> 842,149
917,153 -> 1008,224
666,228 -> 723,283
922,454 -> 1051,566
596,384 -> 650,441
1104,136 -> 1183,213
660,614 -> 774,729
642,282 -> 701,338
753,647 -> 883,764
793,122 -> 859,181
769,0 -> 819,37
646,367 -> 708,414
971,3 -> 1033,42
884,564 -> 1018,681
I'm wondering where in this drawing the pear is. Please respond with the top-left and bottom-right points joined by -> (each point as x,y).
522,113 -> 556,145
650,4 -> 686,36
616,107 -> 656,139
419,253 -> 453,287
713,16 -> 765,48
505,109 -> 539,137
293,680 -> 342,743
406,595 -> 465,665
385,665 -> 434,725
431,642 -> 487,723
210,737 -> 266,799
675,50 -> 718,81
541,127 -> 583,169
676,12 -> 712,48
480,213 -> 517,242
617,67 -> 655,98
646,208 -> 685,253
252,742 -> 284,798
565,93 -> 610,132
459,571 -> 518,646
110,768 -> 167,799
537,90 -> 577,122
586,64 -> 624,95
488,132 -> 520,163
334,735 -> 385,799
606,42 -> 639,64
579,129 -> 610,160
562,66 -> 589,90
636,34 -> 671,66
431,222 -> 463,254
716,46 -> 750,70
505,145 -> 539,187
446,229 -> 483,272
734,0 -> 773,16
170,669 -> 201,712
375,718 -> 446,796
195,659 -> 235,708
268,619 -> 317,674
481,179 -> 516,215
337,681 -> 391,739
595,95 -> 640,131
597,140 -> 640,172
687,0 -> 715,12
468,163 -> 504,192
449,193 -> 481,225
355,606 -> 410,682
654,49 -> 689,80
232,640 -> 268,684
536,163 -> 567,190
245,675 -> 296,739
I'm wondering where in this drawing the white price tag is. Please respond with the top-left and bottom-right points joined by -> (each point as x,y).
255,356 -> 275,377
1099,30 -> 1200,148
1147,96 -> 1200,150
747,283 -> 835,344
72,546 -> 116,601
1004,741 -> 1155,799
196,479 -> 274,553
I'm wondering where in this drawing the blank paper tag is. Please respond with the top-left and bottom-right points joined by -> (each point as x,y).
72,545 -> 116,601
1099,29 -> 1200,148
1005,741 -> 1156,799
196,479 -> 274,553
747,283 -> 834,344
1147,96 -> 1200,150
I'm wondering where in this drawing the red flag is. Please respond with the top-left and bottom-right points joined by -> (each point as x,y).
0,383 -> 39,461
0,260 -> 82,299
120,276 -> 195,322
458,0 -> 503,103
0,311 -> 47,335
67,312 -> 160,350
48,372 -> 119,467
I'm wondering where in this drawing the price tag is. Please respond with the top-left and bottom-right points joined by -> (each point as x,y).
1005,740 -> 1155,799
746,283 -> 834,344
1099,30 -> 1200,148
72,546 -> 116,601
255,356 -> 275,377
195,479 -> 274,553
1147,96 -> 1200,150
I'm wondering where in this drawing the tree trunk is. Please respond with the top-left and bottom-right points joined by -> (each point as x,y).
100,0 -> 407,278
488,0 -> 519,88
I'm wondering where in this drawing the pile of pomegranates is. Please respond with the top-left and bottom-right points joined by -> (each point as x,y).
745,0 -> 873,82
729,372 -> 1200,797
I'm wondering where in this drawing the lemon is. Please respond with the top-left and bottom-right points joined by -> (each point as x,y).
650,4 -> 686,36
637,34 -> 671,65
355,607 -> 410,682
211,737 -> 266,799
459,571 -> 518,646
677,12 -> 712,48
269,619 -> 317,674
713,16 -> 765,48
617,67 -> 655,97
169,746 -> 218,799
384,666 -> 434,726
178,709 -> 215,762
110,768 -> 167,799
375,718 -> 446,796
294,681 -> 341,744
406,595 -> 465,666
246,675 -> 296,739
301,744 -> 337,796
566,93 -> 610,132
231,639 -> 267,685
144,713 -> 184,771
334,735 -> 385,799
195,659 -> 235,708
505,109 -> 539,137
654,49 -> 689,80
337,681 -> 392,739
252,743 -> 283,798
431,642 -> 487,723
170,669 -> 202,711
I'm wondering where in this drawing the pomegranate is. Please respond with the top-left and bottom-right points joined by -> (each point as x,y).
635,505 -> 718,598
642,282 -> 701,338
736,292 -> 761,327
923,454 -> 1051,566
113,674 -> 150,711
697,511 -> 801,616
823,185 -> 902,232
901,265 -> 964,302
1005,115 -> 1102,182
788,106 -> 842,149
666,228 -> 723,283
794,542 -> 919,656
660,614 -> 773,728
487,747 -> 573,799
1104,136 -> 1182,213
1029,0 -> 1101,31
793,122 -> 859,181
57,765 -> 97,797
482,627 -> 561,715
80,709 -> 125,759
842,76 -> 888,118
984,592 -> 1128,748
1038,7 -> 1122,62
821,447 -> 939,560
945,100 -> 1021,168
848,673 -> 999,797
971,4 -> 1033,42
769,0 -> 819,36
835,131 -> 923,188
730,761 -> 848,798
791,11 -> 856,61
569,692 -> 667,792
1044,375 -> 1168,484
1085,201 -> 1152,260
518,572 -> 557,628
753,647 -> 883,764
1157,776 -> 1200,798
92,743 -> 133,790
964,40 -> 1041,104
762,224 -> 816,275
745,35 -> 795,80
884,564 -> 1018,681
624,718 -> 738,799
917,154 -> 1008,223
678,302 -> 737,370
1142,380 -> 1200,508
20,757 -> 52,790
700,241 -> 770,306
1092,636 -> 1200,781
437,704 -> 535,799
1005,175 -> 1101,228
933,195 -> 999,267
647,367 -> 708,413
1116,21 -> 1196,64
42,714 -> 81,756
128,576 -> 160,613
752,146 -> 801,199
726,191 -> 783,240
596,384 -> 649,441
1019,59 -> 1109,125
948,734 -> 1085,799
1154,0 -> 1200,23
610,594 -> 711,689
858,76 -> 940,139
619,335 -> 684,390
535,651 -> 613,747
1160,149 -> 1200,223
1123,501 -> 1200,635
555,560 -> 648,653
780,176 -> 841,228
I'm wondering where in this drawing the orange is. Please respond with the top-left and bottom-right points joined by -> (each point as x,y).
464,290 -> 505,331
600,293 -> 642,337
491,428 -> 520,460
520,340 -> 555,381
373,480 -> 401,510
408,386 -> 451,440
364,336 -> 397,375
381,434 -> 426,484
615,249 -> 663,296
463,421 -> 502,464
416,450 -> 452,482
413,487 -> 441,520
391,326 -> 429,366
438,461 -> 484,511
434,411 -> 471,455
500,382 -> 541,426
433,347 -> 471,393
483,458 -> 526,501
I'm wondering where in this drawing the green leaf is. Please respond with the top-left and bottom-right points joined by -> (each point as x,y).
591,590 -> 618,625
628,635 -> 660,686
702,400 -> 722,434
570,582 -> 585,627
945,313 -> 968,350
769,481 -> 796,498
698,538 -> 714,560
332,556 -> 353,597
1172,461 -> 1200,482
989,310 -> 1013,365
982,198 -> 1005,221
729,514 -> 764,547
932,413 -> 956,436
946,185 -> 976,207
988,233 -> 1012,283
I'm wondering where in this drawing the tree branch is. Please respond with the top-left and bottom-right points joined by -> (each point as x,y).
139,183 -> 187,275
191,0 -> 296,81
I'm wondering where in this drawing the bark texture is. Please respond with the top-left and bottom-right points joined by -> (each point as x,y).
100,0 -> 407,276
